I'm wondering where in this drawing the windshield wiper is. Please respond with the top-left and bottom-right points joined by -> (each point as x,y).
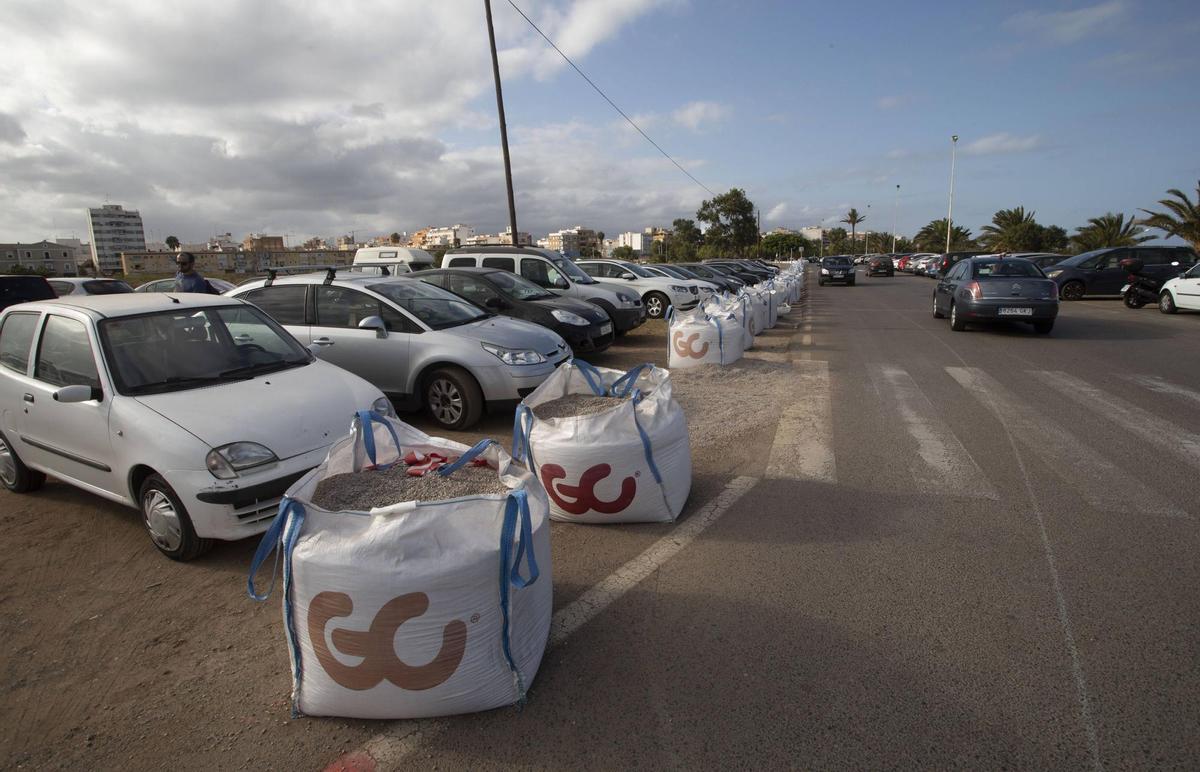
127,375 -> 236,395
219,358 -> 309,379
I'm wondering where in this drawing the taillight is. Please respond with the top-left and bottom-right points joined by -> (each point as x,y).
965,281 -> 982,300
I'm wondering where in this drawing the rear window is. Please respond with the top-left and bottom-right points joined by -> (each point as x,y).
0,312 -> 40,373
0,276 -> 56,307
482,257 -> 515,271
84,280 -> 133,295
446,257 -> 475,268
973,260 -> 1044,278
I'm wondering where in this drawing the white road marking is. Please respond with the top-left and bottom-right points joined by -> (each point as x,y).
947,367 -> 1186,518
1034,370 -> 1200,469
766,360 -> 836,482
800,333 -> 813,346
338,475 -> 759,769
1124,374 -> 1200,408
869,364 -> 997,499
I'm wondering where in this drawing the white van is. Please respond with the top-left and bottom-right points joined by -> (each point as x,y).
351,246 -> 436,275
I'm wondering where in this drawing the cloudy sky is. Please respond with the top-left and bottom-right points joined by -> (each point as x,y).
2,0 -> 1198,245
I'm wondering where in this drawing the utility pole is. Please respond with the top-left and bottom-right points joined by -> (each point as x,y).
946,135 -> 959,254
484,0 -> 519,245
756,208 -> 761,259
892,184 -> 900,253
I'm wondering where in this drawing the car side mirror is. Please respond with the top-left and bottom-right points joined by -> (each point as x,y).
54,384 -> 98,403
553,278 -> 569,290
620,272 -> 636,280
357,315 -> 388,338
484,296 -> 506,310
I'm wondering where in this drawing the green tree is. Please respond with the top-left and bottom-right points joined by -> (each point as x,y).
696,188 -> 757,256
1071,212 -> 1152,253
1139,181 -> 1200,251
165,235 -> 180,251
1039,225 -> 1069,252
824,227 -> 849,255
840,208 -> 866,255
914,219 -> 973,253
760,232 -> 810,259
389,232 -> 401,244
696,243 -> 725,261
978,207 -> 1044,252
612,245 -> 636,261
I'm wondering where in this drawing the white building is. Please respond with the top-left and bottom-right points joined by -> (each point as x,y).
422,224 -> 475,248
799,226 -> 826,243
464,226 -> 532,246
0,241 -> 78,275
86,204 -> 146,273
617,231 -> 647,254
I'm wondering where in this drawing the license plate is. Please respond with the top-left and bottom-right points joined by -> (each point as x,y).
998,307 -> 1033,316
600,323 -> 613,335
834,272 -> 845,278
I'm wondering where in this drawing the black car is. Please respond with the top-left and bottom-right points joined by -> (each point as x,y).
1043,245 -> 1198,300
420,267 -> 614,354
0,275 -> 56,313
933,256 -> 1058,334
679,263 -> 746,292
706,260 -> 773,283
866,256 -> 894,277
818,256 -> 855,286
700,261 -> 760,284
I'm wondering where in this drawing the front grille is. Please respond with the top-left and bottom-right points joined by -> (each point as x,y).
235,498 -> 280,525
689,287 -> 698,295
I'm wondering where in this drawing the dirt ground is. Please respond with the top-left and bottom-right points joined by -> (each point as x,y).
0,301 -> 805,770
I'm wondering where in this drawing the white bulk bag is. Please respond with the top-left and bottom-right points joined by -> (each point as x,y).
746,288 -> 770,333
513,361 -> 691,524
248,411 -> 551,720
667,307 -> 740,368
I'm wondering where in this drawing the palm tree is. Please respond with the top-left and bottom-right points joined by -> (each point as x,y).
914,218 -> 972,253
165,235 -> 180,251
1070,212 -> 1152,253
841,208 -> 865,255
978,207 -> 1037,252
1139,181 -> 1200,251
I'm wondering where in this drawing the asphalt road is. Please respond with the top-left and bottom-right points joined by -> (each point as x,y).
3,265 -> 1199,770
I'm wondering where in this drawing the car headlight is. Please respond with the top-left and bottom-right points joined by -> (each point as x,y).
1044,270 -> 1063,278
372,396 -> 397,417
616,292 -> 639,307
670,284 -> 690,294
820,268 -> 830,275
206,442 -> 278,479
551,309 -> 590,326
481,342 -> 546,365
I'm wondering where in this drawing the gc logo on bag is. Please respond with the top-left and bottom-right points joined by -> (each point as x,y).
539,463 -> 636,515
308,591 -> 467,691
671,331 -> 709,359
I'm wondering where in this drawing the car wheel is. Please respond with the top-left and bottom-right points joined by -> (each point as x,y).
932,294 -> 945,319
140,474 -> 211,561
949,303 -> 966,331
1060,280 -> 1085,301
0,430 -> 45,493
424,366 -> 484,430
1033,320 -> 1054,335
644,292 -> 669,319
1123,291 -> 1146,309
847,279 -> 855,286
1159,291 -> 1178,314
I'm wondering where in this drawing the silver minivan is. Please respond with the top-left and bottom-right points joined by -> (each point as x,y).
443,246 -> 647,335
231,270 -> 570,429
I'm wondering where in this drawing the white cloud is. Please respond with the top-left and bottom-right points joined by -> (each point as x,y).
1003,1 -> 1126,44
961,133 -> 1043,156
671,101 -> 730,132
765,203 -> 787,222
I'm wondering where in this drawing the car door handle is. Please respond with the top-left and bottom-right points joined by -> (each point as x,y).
233,334 -> 253,342
311,337 -> 335,346
23,393 -> 34,403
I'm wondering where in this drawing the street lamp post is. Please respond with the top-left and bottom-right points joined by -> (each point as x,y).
946,135 -> 958,254
891,184 -> 899,253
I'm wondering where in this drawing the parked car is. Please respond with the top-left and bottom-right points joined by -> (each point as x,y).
929,251 -> 989,280
230,269 -> 570,430
866,256 -> 895,277
932,256 -> 1058,334
1043,246 -> 1198,300
1002,253 -> 1066,271
135,277 -> 237,294
818,256 -> 856,286
1158,261 -> 1200,314
419,266 -> 613,354
575,259 -> 699,318
352,246 -> 436,275
0,293 -> 388,560
0,275 -> 57,312
638,263 -> 722,294
912,256 -> 937,276
678,262 -> 746,292
47,277 -> 134,296
698,261 -> 760,285
442,246 -> 645,335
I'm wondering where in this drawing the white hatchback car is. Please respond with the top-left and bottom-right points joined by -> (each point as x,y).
47,277 -> 134,296
1159,262 -> 1200,314
575,259 -> 699,318
0,294 -> 389,560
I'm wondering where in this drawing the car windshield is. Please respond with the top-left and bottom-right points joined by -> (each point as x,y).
973,260 -> 1044,278
656,265 -> 688,278
369,280 -> 490,329
485,270 -> 555,301
822,258 -> 853,267
1056,249 -> 1108,268
85,280 -> 134,295
617,262 -> 655,278
99,305 -> 311,396
551,257 -> 596,284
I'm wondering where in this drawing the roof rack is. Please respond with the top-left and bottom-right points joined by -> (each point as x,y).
262,264 -> 342,287
346,261 -> 398,276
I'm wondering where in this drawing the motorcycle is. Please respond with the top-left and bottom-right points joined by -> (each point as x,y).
1119,257 -> 1167,309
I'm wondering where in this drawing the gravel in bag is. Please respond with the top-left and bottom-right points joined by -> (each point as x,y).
530,393 -> 628,420
311,463 -> 510,512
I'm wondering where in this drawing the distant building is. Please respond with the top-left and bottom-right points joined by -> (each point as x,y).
545,226 -> 600,258
120,248 -> 348,276
54,238 -> 91,273
421,224 -> 475,248
86,204 -> 146,273
617,231 -> 647,255
370,232 -> 409,247
799,226 -> 826,243
601,238 -> 618,257
243,234 -> 286,252
465,226 -> 532,246
0,241 -> 78,275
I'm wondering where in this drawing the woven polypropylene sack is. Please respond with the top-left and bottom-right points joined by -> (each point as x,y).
513,362 -> 691,524
247,413 -> 551,720
667,307 -> 741,368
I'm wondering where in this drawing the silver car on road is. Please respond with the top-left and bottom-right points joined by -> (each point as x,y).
230,270 -> 571,429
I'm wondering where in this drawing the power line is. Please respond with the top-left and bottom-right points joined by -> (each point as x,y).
504,0 -> 717,198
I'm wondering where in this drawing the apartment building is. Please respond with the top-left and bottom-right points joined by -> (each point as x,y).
545,226 -> 600,258
464,226 -> 532,246
120,248 -> 348,276
0,241 -> 78,275
86,204 -> 146,273
421,224 -> 475,248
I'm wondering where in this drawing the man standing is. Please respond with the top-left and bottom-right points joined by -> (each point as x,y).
173,252 -> 209,293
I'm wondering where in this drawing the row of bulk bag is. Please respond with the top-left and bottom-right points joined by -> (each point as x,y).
702,293 -> 755,350
248,411 -> 551,720
666,306 -> 744,368
513,361 -> 691,524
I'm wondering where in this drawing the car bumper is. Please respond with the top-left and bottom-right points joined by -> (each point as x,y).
167,445 -> 332,541
959,299 -> 1060,320
609,305 -> 646,332
473,353 -> 570,402
819,273 -> 854,283
556,321 -> 614,353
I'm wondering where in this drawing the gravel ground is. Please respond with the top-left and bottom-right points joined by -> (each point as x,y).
671,357 -> 795,451
311,463 -> 510,511
531,393 -> 629,420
